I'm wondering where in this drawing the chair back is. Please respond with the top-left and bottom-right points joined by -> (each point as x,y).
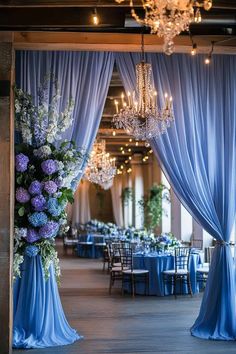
205,246 -> 215,263
191,238 -> 203,250
174,247 -> 191,272
119,243 -> 133,271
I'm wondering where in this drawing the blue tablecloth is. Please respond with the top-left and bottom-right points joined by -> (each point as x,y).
77,234 -> 106,258
13,255 -> 82,348
131,252 -> 203,296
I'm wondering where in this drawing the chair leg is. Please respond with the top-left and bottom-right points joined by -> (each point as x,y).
109,272 -> 113,295
122,273 -> 125,296
146,273 -> 149,296
131,274 -> 135,297
163,274 -> 166,296
187,274 -> 193,297
174,275 -> 177,299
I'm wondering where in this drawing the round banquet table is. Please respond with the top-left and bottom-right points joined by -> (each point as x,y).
77,234 -> 106,258
130,251 -> 203,296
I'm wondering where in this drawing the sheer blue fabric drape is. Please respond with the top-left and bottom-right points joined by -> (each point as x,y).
14,51 -> 114,348
16,50 -> 114,179
115,53 -> 236,340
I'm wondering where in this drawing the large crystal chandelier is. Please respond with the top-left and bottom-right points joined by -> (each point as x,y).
84,139 -> 117,189
113,34 -> 174,141
115,0 -> 213,55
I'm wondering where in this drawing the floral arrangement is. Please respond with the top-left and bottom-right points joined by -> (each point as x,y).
14,80 -> 85,282
150,233 -> 182,252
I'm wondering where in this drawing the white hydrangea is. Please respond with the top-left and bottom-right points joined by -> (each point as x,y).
33,145 -> 52,158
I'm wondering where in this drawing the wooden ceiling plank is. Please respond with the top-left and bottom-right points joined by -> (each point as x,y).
12,32 -> 236,53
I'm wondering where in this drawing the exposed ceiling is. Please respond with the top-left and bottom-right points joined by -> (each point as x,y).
1,0 -> 236,170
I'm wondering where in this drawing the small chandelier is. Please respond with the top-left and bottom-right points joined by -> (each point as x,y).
84,139 -> 117,188
115,0 -> 213,55
113,34 -> 174,141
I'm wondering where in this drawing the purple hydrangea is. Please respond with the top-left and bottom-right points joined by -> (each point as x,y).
28,212 -> 48,227
26,228 -> 40,243
31,195 -> 46,211
39,221 -> 59,238
15,153 -> 29,173
55,177 -> 63,188
25,245 -> 39,257
41,159 -> 58,175
28,180 -> 42,195
44,180 -> 58,195
16,187 -> 30,204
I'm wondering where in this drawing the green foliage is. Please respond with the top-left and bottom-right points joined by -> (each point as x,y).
121,187 -> 133,206
139,183 -> 170,232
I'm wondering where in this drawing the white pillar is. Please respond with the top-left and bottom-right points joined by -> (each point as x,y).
131,154 -> 144,229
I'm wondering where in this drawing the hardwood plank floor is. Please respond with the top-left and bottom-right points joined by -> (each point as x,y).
14,246 -> 236,354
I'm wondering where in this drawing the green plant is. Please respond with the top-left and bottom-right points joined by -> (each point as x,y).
121,187 -> 133,206
139,183 -> 170,232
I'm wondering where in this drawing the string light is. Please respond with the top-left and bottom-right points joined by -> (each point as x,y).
135,141 -> 139,146
92,8 -> 99,25
129,138 -> 133,142
205,41 -> 215,65
191,43 -> 197,56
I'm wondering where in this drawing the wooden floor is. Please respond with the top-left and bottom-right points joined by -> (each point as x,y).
15,246 -> 236,354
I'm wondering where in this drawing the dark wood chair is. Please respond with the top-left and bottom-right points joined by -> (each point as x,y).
162,247 -> 193,298
119,244 -> 149,297
196,246 -> 215,287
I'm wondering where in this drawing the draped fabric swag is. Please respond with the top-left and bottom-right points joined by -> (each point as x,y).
115,53 -> 236,340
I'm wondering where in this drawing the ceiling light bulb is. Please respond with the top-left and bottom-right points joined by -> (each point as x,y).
205,57 -> 211,64
191,43 -> 197,56
92,8 -> 99,25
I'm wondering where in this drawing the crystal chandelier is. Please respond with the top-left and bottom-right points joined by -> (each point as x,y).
84,139 -> 117,188
113,34 -> 174,141
115,0 -> 213,55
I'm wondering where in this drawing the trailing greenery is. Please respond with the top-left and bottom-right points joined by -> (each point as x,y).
139,183 -> 170,232
121,187 -> 134,206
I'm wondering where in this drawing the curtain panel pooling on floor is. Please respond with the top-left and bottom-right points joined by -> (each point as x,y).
115,52 -> 236,340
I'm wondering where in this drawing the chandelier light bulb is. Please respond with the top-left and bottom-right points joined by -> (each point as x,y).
194,8 -> 202,23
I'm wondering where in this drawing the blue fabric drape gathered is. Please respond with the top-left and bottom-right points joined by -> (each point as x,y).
115,53 -> 236,340
14,51 -> 114,348
13,256 -> 81,348
16,50 -> 115,180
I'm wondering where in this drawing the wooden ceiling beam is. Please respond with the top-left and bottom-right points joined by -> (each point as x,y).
9,32 -> 236,53
0,0 -> 136,7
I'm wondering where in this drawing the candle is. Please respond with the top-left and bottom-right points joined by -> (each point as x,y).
114,100 -> 119,114
121,92 -> 124,106
127,91 -> 131,107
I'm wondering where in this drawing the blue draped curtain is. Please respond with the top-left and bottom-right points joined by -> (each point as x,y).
115,52 -> 236,340
16,51 -> 114,180
14,51 -> 114,348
